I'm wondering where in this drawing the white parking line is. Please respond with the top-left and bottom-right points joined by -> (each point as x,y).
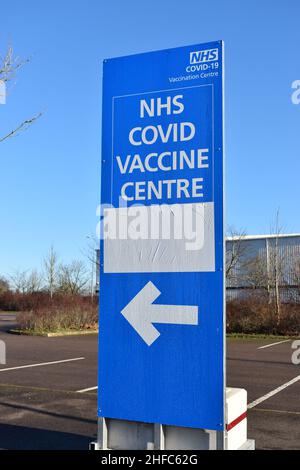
248,374 -> 300,409
258,340 -> 290,350
77,386 -> 98,393
0,357 -> 85,372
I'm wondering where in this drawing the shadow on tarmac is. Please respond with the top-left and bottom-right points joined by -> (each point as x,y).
0,400 -> 97,425
0,423 -> 92,450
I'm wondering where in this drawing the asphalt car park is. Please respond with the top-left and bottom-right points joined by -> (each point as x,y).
0,313 -> 299,450
227,337 -> 300,449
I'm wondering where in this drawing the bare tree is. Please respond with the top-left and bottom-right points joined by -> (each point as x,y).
291,256 -> 300,302
269,210 -> 284,326
26,269 -> 43,293
57,260 -> 89,295
81,234 -> 100,299
43,246 -> 58,299
9,269 -> 29,294
0,45 -> 41,143
243,254 -> 269,293
0,276 -> 9,294
242,211 -> 285,325
9,269 -> 42,293
226,227 -> 247,279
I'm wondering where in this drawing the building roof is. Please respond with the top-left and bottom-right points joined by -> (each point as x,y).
227,233 -> 300,241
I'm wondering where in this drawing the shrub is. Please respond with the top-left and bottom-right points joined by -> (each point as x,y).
0,291 -> 98,312
227,297 -> 300,336
16,296 -> 98,332
0,291 -> 51,311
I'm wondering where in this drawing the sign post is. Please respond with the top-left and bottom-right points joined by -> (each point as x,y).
97,41 -> 227,449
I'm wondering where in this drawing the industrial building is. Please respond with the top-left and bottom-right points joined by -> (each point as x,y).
226,233 -> 300,302
96,233 -> 300,301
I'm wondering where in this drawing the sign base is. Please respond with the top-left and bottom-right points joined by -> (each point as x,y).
91,388 -> 254,450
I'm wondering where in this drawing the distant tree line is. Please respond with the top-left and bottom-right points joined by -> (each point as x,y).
0,246 -> 93,299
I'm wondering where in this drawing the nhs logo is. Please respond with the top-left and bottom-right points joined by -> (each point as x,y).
190,48 -> 218,64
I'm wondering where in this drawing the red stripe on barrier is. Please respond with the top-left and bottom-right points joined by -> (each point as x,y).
226,411 -> 247,431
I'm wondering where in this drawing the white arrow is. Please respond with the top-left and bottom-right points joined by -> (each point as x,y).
121,281 -> 198,346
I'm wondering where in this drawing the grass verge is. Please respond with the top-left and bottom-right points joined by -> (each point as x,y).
9,328 -> 98,337
227,332 -> 299,340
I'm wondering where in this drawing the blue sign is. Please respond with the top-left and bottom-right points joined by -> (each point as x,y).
98,41 -> 225,430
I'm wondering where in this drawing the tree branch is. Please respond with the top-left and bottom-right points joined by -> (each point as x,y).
0,45 -> 30,83
0,112 -> 42,143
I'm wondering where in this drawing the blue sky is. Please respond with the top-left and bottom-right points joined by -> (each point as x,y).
0,0 -> 299,274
